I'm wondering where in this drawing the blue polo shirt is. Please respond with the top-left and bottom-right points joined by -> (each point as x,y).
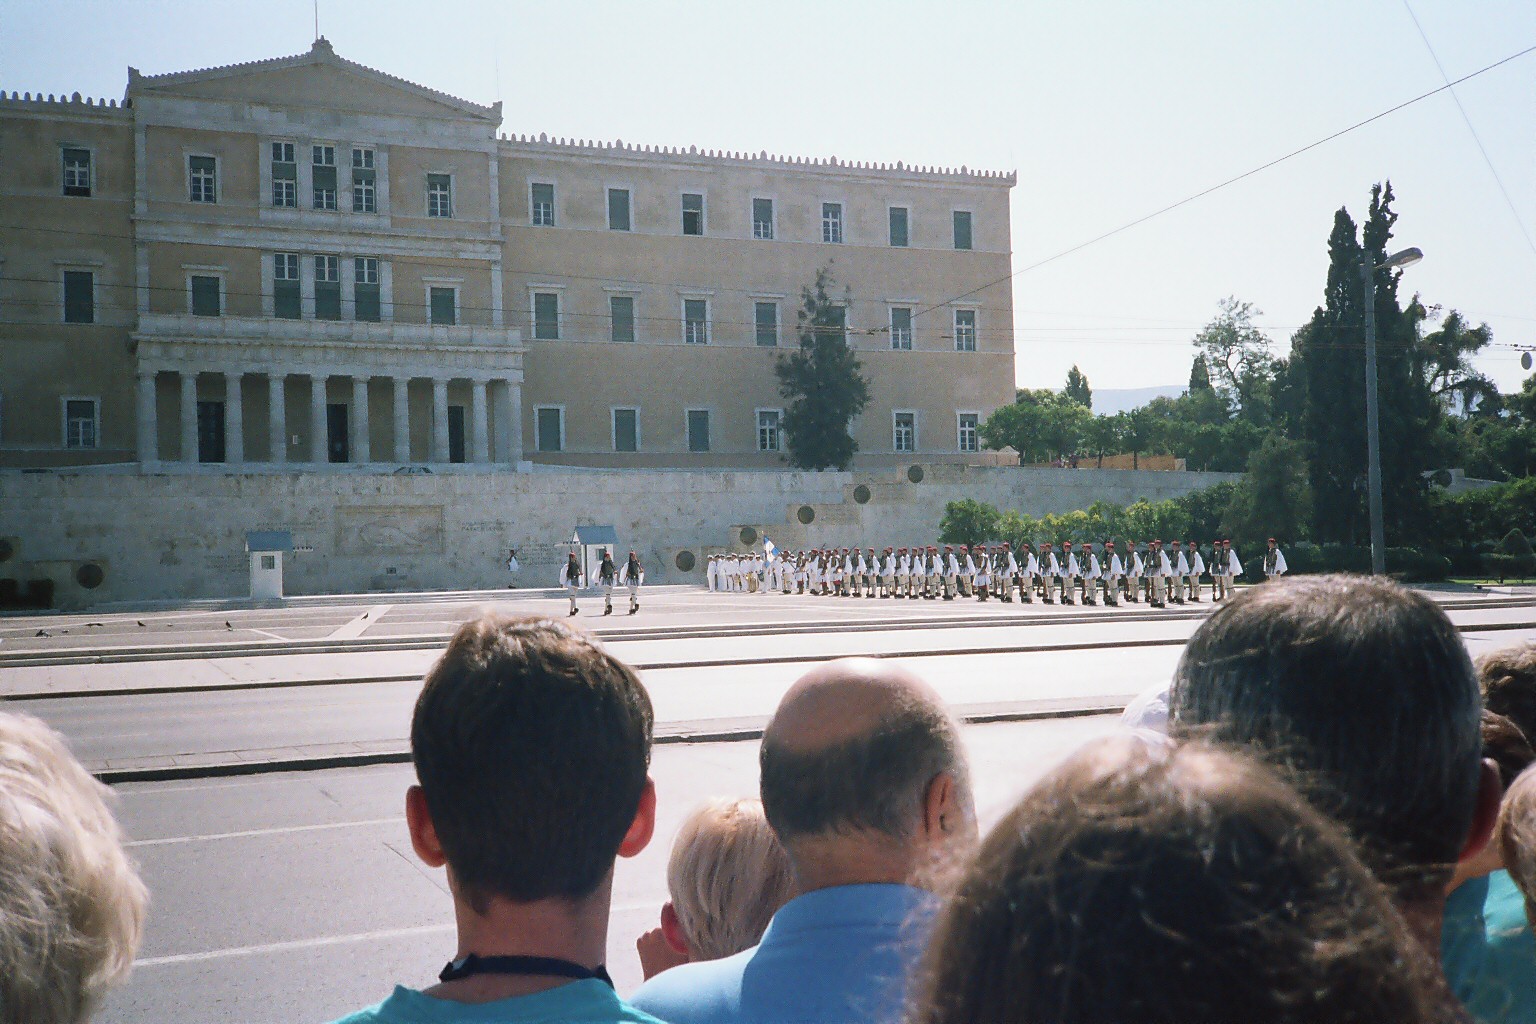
330,978 -> 667,1024
1442,870 -> 1536,1023
630,884 -> 936,1024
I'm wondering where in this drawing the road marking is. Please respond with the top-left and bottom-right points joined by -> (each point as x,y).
133,922 -> 455,967
244,627 -> 290,642
126,817 -> 400,847
327,605 -> 392,641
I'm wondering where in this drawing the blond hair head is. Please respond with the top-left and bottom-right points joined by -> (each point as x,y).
0,712 -> 147,1024
667,798 -> 794,961
1499,765 -> 1536,910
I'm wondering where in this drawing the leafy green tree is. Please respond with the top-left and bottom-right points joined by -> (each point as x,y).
1064,365 -> 1093,409
1083,414 -> 1123,468
1116,408 -> 1153,470
1189,355 -> 1214,393
1222,433 -> 1312,550
939,499 -> 1002,547
1193,297 -> 1275,416
981,389 -> 1091,464
1419,310 -> 1495,409
775,266 -> 870,470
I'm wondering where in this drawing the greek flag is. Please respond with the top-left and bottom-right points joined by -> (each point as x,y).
763,536 -> 778,562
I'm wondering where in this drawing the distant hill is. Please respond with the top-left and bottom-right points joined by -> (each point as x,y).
1092,385 -> 1186,416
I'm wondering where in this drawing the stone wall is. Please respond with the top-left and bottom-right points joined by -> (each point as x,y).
0,464 -> 1237,608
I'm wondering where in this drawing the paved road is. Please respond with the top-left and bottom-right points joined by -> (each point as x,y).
102,715 -> 1124,1024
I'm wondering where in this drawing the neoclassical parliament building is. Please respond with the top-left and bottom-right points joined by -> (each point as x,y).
1,40 -> 1017,472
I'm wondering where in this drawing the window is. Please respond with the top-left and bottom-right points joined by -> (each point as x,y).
63,398 -> 99,449
681,192 -> 704,235
890,307 -> 913,350
352,148 -> 376,213
310,146 -> 337,210
314,255 -> 341,320
757,409 -> 782,452
958,413 -> 979,453
683,298 -> 709,345
190,275 -> 221,317
271,142 -> 296,207
62,148 -> 92,197
429,286 -> 457,326
531,182 -> 555,226
533,292 -> 560,339
754,301 -> 779,347
427,173 -> 452,218
273,253 -> 300,319
610,295 -> 635,343
354,257 -> 380,322
821,202 -> 843,243
953,210 -> 973,250
260,554 -> 277,571
613,407 -> 639,452
889,206 -> 909,247
62,271 -> 94,324
824,305 -> 848,342
535,406 -> 564,452
752,198 -> 774,239
954,309 -> 977,351
607,188 -> 630,231
687,409 -> 711,452
893,412 -> 916,453
188,155 -> 217,203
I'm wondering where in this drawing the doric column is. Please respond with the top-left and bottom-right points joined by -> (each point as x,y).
310,374 -> 328,464
224,372 -> 244,465
470,378 -> 490,464
180,372 -> 198,463
352,375 -> 371,464
268,373 -> 287,464
136,370 -> 157,464
431,378 -> 450,463
506,380 -> 523,465
392,376 -> 410,462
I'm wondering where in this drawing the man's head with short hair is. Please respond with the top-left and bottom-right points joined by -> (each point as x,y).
1170,575 -> 1489,906
1478,643 -> 1536,751
410,614 -> 653,911
0,712 -> 147,1024
1497,766 -> 1536,927
759,659 -> 973,887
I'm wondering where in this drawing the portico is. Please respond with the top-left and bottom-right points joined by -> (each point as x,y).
132,313 -> 524,468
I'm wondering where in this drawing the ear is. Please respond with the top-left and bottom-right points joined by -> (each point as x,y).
405,785 -> 447,868
619,777 -> 656,859
1458,759 -> 1503,863
922,771 -> 957,840
659,900 -> 691,957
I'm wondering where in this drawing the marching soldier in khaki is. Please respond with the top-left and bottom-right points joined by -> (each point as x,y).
1082,542 -> 1102,606
1039,542 -> 1059,604
1019,542 -> 1038,603
1185,540 -> 1205,602
1060,541 -> 1080,605
1104,541 -> 1124,606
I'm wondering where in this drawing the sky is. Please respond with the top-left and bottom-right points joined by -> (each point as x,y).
4,0 -> 1535,394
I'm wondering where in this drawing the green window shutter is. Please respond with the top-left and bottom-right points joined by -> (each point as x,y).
430,288 -> 457,326
953,211 -> 973,250
63,271 -> 94,323
610,296 -> 635,343
191,276 -> 221,316
614,409 -> 637,452
534,293 -> 560,339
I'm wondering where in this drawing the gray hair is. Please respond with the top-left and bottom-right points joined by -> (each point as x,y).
0,712 -> 147,1024
1169,574 -> 1483,903
760,695 -> 964,842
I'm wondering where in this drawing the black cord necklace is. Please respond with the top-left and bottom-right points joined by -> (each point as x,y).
438,953 -> 613,988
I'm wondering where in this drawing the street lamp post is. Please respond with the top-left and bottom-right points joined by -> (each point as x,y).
1358,246 -> 1423,576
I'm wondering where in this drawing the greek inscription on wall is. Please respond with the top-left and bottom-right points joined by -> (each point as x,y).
337,506 -> 446,555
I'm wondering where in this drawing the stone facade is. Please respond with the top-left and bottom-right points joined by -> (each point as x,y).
0,465 -> 1238,608
0,39 -> 1016,473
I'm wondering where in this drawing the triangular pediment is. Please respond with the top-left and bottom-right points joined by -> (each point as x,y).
128,39 -> 500,123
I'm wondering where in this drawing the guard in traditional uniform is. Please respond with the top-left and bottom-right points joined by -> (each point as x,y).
1039,542 -> 1059,604
619,551 -> 643,614
1167,540 -> 1187,605
1060,541 -> 1080,605
999,543 -> 1018,603
940,545 -> 956,600
1127,540 -> 1145,603
1150,540 -> 1172,608
1222,539 -> 1242,598
1019,542 -> 1037,603
1185,540 -> 1205,602
1264,538 -> 1288,581
973,545 -> 990,602
596,549 -> 618,615
1104,541 -> 1123,606
1082,542 -> 1101,606
560,551 -> 584,616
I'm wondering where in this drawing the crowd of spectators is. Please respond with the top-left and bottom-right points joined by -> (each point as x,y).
4,580 -> 1536,1023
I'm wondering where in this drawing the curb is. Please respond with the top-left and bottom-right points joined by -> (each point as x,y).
93,695 -> 1135,784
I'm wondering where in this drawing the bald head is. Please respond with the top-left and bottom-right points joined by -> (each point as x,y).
760,658 -> 967,848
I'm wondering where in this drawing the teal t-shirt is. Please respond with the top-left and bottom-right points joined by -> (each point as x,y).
1442,870 -> 1536,1024
329,978 -> 669,1024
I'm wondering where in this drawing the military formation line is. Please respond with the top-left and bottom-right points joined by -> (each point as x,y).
707,539 -> 1290,609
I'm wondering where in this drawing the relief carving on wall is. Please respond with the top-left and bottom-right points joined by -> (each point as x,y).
337,506 -> 446,555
